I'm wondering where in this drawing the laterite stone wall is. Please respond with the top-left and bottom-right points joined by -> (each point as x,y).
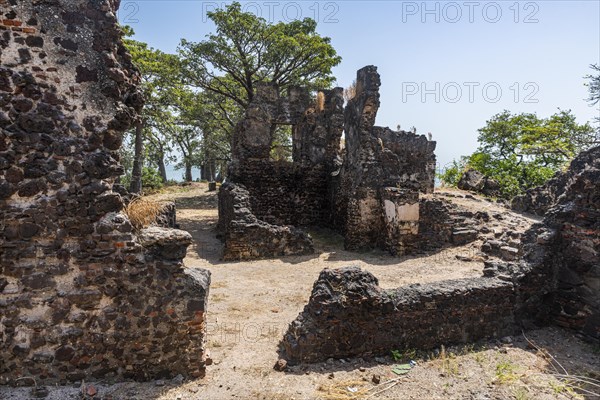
0,0 -> 210,384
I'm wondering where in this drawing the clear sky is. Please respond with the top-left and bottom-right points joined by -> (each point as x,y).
119,0 -> 600,173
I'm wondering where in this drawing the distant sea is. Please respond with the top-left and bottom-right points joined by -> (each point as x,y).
163,164 -> 202,182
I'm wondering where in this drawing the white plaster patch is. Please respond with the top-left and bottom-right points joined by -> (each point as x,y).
384,200 -> 396,223
397,203 -> 419,221
384,201 -> 419,224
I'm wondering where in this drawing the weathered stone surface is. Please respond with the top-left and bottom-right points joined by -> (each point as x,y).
280,147 -> 599,363
219,66 -> 437,258
530,146 -> 600,340
154,201 -> 178,229
218,182 -> 314,260
280,267 -> 517,363
458,169 -> 500,197
0,0 -> 211,385
333,67 -> 436,253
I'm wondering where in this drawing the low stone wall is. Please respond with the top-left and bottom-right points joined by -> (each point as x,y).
280,147 -> 600,363
218,182 -> 314,260
281,267 -> 518,363
1,225 -> 211,383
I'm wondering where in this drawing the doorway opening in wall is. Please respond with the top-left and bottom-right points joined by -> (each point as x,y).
270,124 -> 294,162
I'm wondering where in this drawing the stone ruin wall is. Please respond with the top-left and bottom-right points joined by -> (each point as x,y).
280,147 -> 599,363
217,182 -> 314,261
280,267 -> 520,363
227,84 -> 345,228
219,66 -> 440,260
332,66 -> 437,254
0,0 -> 210,384
540,146 -> 599,339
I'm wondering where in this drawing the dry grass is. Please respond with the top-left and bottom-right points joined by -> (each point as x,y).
344,80 -> 357,102
316,91 -> 326,111
211,293 -> 228,303
435,345 -> 460,377
124,198 -> 169,230
317,379 -> 369,400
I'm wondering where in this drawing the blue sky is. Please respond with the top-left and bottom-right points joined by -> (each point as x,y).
119,1 -> 600,175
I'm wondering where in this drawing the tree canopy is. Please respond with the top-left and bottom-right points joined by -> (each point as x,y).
439,110 -> 597,198
119,5 -> 341,189
178,1 -> 341,108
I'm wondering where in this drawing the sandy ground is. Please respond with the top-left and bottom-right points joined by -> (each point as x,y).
2,183 -> 598,400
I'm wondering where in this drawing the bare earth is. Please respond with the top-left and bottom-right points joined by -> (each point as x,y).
3,183 -> 598,400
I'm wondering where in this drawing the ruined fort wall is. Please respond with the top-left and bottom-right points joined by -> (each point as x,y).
220,66 -> 439,259
280,148 -> 599,363
281,267 -> 518,363
332,66 -> 437,253
231,160 -> 329,227
542,147 -> 599,340
217,182 -> 314,260
0,0 -> 210,384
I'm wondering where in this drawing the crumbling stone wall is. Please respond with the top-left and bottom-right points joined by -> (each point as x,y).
496,146 -> 599,340
332,66 -> 437,253
293,87 -> 345,170
511,171 -> 569,216
280,147 -> 599,363
281,267 -> 518,362
217,182 -> 313,260
219,82 -> 344,260
279,246 -> 555,363
219,66 -> 438,259
229,161 -> 329,227
0,0 -> 210,384
538,146 -> 599,339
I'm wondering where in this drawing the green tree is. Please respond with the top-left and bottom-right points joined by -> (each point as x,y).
123,27 -> 182,192
438,157 -> 468,187
440,110 -> 596,198
179,2 -> 341,107
178,2 -> 341,170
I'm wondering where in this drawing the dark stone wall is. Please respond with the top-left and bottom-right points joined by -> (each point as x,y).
294,87 -> 345,170
231,160 -> 329,227
280,147 -> 599,364
219,65 -> 438,259
0,0 -> 211,384
511,172 -> 569,216
230,84 -> 311,164
221,81 -> 341,260
281,267 -> 517,363
502,147 -> 599,340
217,182 -> 314,261
331,66 -> 437,253
541,146 -> 599,340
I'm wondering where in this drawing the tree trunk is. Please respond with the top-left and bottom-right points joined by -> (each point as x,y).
208,159 -> 216,181
200,164 -> 207,181
157,155 -> 168,184
129,120 -> 144,194
185,161 -> 193,182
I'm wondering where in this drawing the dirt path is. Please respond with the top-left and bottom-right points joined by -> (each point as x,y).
3,183 -> 598,400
